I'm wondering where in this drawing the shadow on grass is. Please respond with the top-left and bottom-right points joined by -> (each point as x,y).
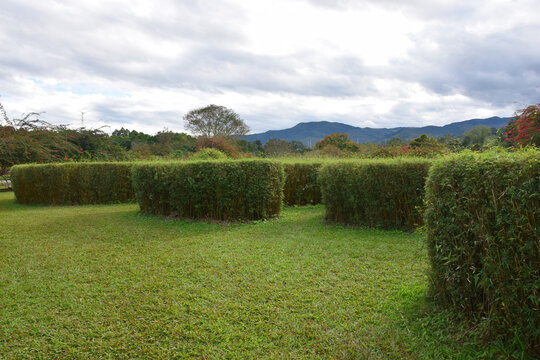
393,284 -> 534,360
0,197 -> 134,216
0,192 -> 36,212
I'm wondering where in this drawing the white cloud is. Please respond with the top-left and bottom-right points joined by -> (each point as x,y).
236,0 -> 422,66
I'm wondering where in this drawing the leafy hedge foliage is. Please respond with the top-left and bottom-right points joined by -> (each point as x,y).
283,163 -> 322,205
319,159 -> 431,230
131,160 -> 283,221
424,151 -> 539,354
11,162 -> 134,205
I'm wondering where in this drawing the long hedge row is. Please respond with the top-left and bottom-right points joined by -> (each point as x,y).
318,159 -> 432,230
11,160 -> 325,208
11,162 -> 134,205
424,151 -> 539,354
131,160 -> 284,221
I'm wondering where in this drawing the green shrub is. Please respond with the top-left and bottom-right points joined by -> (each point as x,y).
131,160 -> 283,221
11,162 -> 134,205
190,148 -> 228,160
424,150 -> 539,355
319,159 -> 431,230
283,163 -> 322,205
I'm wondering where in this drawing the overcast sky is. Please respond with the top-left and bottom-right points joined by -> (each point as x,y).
1,0 -> 539,134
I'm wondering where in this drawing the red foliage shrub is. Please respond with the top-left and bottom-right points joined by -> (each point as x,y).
503,104 -> 540,147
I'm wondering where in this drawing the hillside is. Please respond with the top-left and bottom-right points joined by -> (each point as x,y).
244,116 -> 512,145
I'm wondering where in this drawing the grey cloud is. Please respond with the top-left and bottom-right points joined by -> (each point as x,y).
63,44 -> 374,97
303,0 -> 540,107
391,23 -> 540,107
0,0 -> 247,78
1,0 -> 375,98
164,48 -> 375,96
94,104 -> 180,128
1,0 -> 539,133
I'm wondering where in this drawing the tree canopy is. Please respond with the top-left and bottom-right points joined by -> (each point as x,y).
462,126 -> 495,147
183,105 -> 250,138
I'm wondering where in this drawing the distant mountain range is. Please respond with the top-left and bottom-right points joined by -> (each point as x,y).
244,116 -> 512,146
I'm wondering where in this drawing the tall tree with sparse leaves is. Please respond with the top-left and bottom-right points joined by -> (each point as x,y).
183,105 -> 250,138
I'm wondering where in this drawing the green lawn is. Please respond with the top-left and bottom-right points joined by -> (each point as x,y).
0,192 -> 523,359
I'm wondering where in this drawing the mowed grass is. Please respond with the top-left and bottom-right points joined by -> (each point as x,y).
0,192 -> 522,359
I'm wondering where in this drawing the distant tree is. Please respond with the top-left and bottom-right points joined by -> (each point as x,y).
264,139 -> 293,157
111,128 -> 155,151
152,129 -> 195,156
408,134 -> 438,149
110,128 -> 195,157
401,134 -> 447,157
290,140 -> 308,154
437,134 -> 463,151
385,137 -> 406,147
462,126 -> 495,148
61,127 -> 129,161
501,104 -> 540,147
110,128 -> 133,150
254,140 -> 264,151
133,143 -> 154,158
112,127 -> 130,137
129,130 -> 155,145
237,139 -> 264,156
314,133 -> 359,152
184,105 -> 250,138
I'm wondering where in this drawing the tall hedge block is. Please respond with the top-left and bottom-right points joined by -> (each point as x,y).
131,160 -> 284,221
424,151 -> 539,353
319,159 -> 431,230
283,163 -> 322,205
11,162 -> 134,205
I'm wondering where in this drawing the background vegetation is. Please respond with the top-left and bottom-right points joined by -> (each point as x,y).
3,103 -> 538,179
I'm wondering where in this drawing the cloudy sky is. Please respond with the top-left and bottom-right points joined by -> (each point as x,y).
1,0 -> 539,134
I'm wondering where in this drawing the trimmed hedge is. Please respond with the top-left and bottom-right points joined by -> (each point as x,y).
131,160 -> 284,221
11,162 -> 134,205
319,159 -> 431,230
283,163 -> 322,205
424,151 -> 539,354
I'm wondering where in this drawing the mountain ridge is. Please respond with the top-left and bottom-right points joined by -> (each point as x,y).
243,116 -> 512,145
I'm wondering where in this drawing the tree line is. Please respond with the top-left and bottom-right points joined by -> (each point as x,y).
1,102 -> 539,176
